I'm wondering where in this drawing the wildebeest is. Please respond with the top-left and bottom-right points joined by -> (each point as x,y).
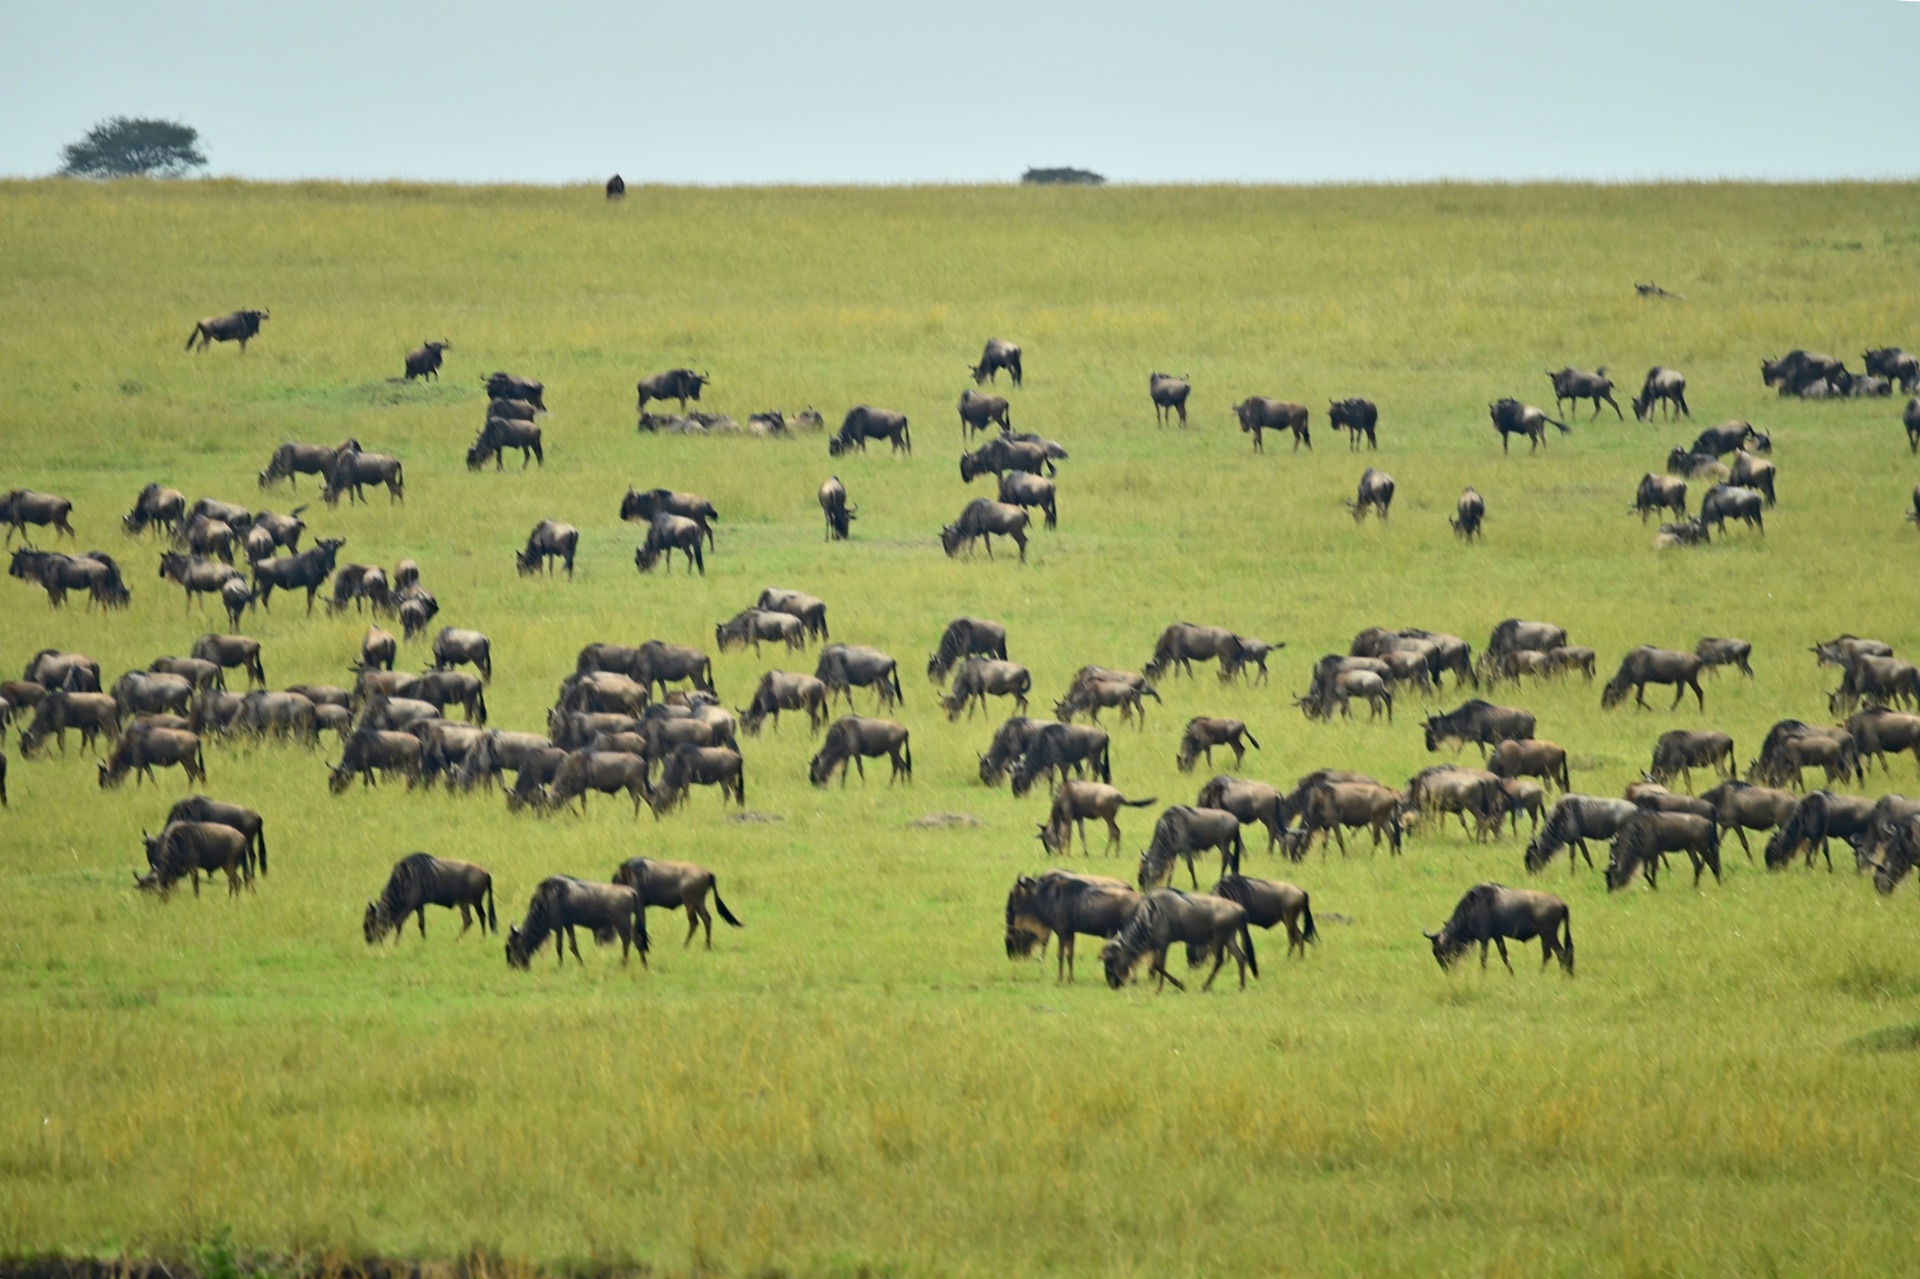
1646,730 -> 1735,792
112,671 -> 194,720
814,643 -> 901,711
978,716 -> 1044,786
404,340 -> 450,381
1488,399 -> 1569,455
620,488 -> 717,545
250,508 -> 307,554
1486,619 -> 1566,660
1232,397 -> 1310,453
1487,738 -> 1570,793
485,372 -> 546,410
818,476 -> 855,540
1451,487 -> 1485,540
323,447 -> 405,506
184,309 -> 268,353
17,689 -> 120,756
1290,780 -> 1405,858
1193,776 -> 1288,856
636,368 -> 710,413
1698,780 -> 1797,862
1694,637 -> 1753,681
1602,647 -> 1706,712
505,876 -> 646,970
927,617 -> 1008,684
648,744 -> 745,814
1762,350 -> 1845,394
612,857 -> 742,949
1906,398 -> 1920,452
149,656 -> 223,694
1037,781 -> 1158,857
1725,450 -> 1776,507
1150,373 -> 1191,427
1,490 -> 76,545
249,536 -> 344,615
575,639 -> 714,701
10,548 -> 130,609
158,551 -> 240,612
258,441 -> 350,491
1174,717 -> 1258,774
98,727 -> 205,789
1829,655 -> 1920,714
1297,666 -> 1394,723
1689,421 -> 1760,458
1845,708 -> 1920,776
123,484 -> 187,536
1547,367 -> 1621,419
542,749 -> 651,817
1813,635 -> 1893,669
1054,677 -> 1158,727
24,649 -> 101,692
136,821 -> 251,898
1347,467 -> 1394,522
738,671 -> 828,737
188,633 -> 265,690
1009,722 -> 1112,798
960,435 -> 1058,482
970,338 -> 1022,386
364,852 -> 494,944
164,797 -> 265,875
174,514 -> 234,564
992,471 -> 1058,531
1747,720 -> 1859,791
1205,875 -> 1316,959
1101,888 -> 1254,992
1632,472 -> 1688,523
1765,790 -> 1873,870
469,416 -> 544,470
1145,623 -> 1245,682
1327,397 -> 1378,449
1423,699 -> 1535,755
1865,347 -> 1919,391
715,608 -> 805,656
941,499 -> 1030,563
941,659 -> 1031,721
830,406 -> 912,456
327,727 -> 423,793
1137,805 -> 1244,889
1004,869 -> 1141,982
1698,483 -> 1763,535
1524,794 -> 1639,874
1425,883 -> 1573,974
1632,367 -> 1689,421
635,513 -> 707,575
808,716 -> 911,786
958,389 -> 1011,438
1606,811 -> 1721,890
515,520 -> 578,578
1351,627 -> 1477,688
1834,370 -> 1892,398
755,588 -> 829,643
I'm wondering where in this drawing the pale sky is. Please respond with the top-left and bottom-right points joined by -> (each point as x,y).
3,0 -> 1915,184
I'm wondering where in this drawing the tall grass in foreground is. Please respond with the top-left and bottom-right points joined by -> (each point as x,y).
0,180 -> 1918,1275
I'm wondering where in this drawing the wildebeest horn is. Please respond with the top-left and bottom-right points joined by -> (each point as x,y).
1423,929 -> 1439,940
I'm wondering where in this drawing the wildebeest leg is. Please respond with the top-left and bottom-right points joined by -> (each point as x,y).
563,925 -> 584,967
1493,937 -> 1514,974
1154,952 -> 1186,993
1183,851 -> 1199,889
418,906 -> 431,938
1200,943 -> 1232,992
1102,816 -> 1122,856
1689,677 -> 1704,711
1058,932 -> 1073,982
1734,826 -> 1753,862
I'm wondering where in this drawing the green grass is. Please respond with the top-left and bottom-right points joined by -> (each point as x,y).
3,178 -> 1920,1277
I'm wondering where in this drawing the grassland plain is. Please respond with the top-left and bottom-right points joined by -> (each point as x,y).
2,179 -> 1920,1277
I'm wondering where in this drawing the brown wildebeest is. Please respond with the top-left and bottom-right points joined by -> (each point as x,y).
1762,791 -> 1874,871
1606,811 -> 1721,890
739,670 -> 828,736
1633,472 -> 1688,523
1194,776 -> 1287,855
112,671 -> 194,720
24,649 -> 101,691
485,372 -> 546,410
404,341 -> 450,381
958,389 -> 1011,438
1489,738 -> 1570,792
613,857 -> 743,949
636,369 -> 710,413
1633,367 -> 1690,420
544,749 -> 651,817
1175,717 -> 1259,773
413,670 -> 487,725
577,639 -> 714,701
1487,619 -> 1568,658
1497,778 -> 1547,836
506,876 -> 647,970
941,499 -> 1029,563
431,628 -> 491,682
960,435 -> 1056,481
1830,655 -> 1920,714
928,617 -> 1008,684
1347,468 -> 1394,522
1151,373 -> 1191,427
1654,518 -> 1711,550
970,338 -> 1023,386
1812,635 -> 1893,669
1400,766 -> 1504,842
1054,678 -> 1156,727
1451,487 -> 1485,540
1037,781 -> 1158,857
123,484 -> 187,536
1203,874 -> 1317,959
174,515 -> 234,563
941,659 -> 1031,721
191,634 -> 266,689
1327,397 -> 1378,449
1425,883 -> 1573,975
1101,888 -> 1254,993
149,657 -> 223,694
166,796 -> 265,875
18,690 -> 119,756
1694,637 -> 1753,680
1691,421 -> 1762,457
716,608 -> 805,656
10,548 -> 130,610
136,821 -> 251,899
159,552 -> 241,611
996,472 -> 1057,530
1010,723 -> 1112,798
504,746 -> 569,813
259,441 -> 351,491
1137,805 -> 1244,889
1647,730 -> 1735,791
1762,350 -> 1844,394
185,309 -> 268,353
327,728 -> 423,792
1699,780 -> 1797,862
1524,795 -> 1638,874
1004,870 -> 1140,982
1145,623 -> 1245,682
756,588 -> 828,642
978,715 -> 1044,786
468,417 -> 544,470
252,506 -> 309,552
1727,451 -> 1775,507
649,744 -> 745,813
830,406 -> 912,456
1846,708 -> 1920,776
1746,720 -> 1859,791
1602,647 -> 1706,711
809,715 -> 911,786
98,727 -> 205,789
1232,397 -> 1310,453
1297,668 -> 1394,723
813,643 -> 899,710
619,491 -> 717,550
1547,367 -> 1621,419
1289,781 -> 1405,858
1699,483 -> 1763,535
365,853 -> 495,943
818,476 -> 855,540
635,513 -> 706,575
323,448 -> 405,506
1666,448 -> 1726,482
1488,398 -> 1569,454
517,520 -> 579,578
1,490 -> 76,545
1543,646 -> 1596,683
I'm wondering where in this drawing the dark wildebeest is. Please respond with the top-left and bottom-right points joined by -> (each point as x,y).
1174,717 -> 1259,774
98,727 -> 205,790
489,398 -> 540,423
1846,708 -> 1920,776
619,488 -> 717,549
1694,637 -> 1753,680
1654,518 -> 1711,550
1665,448 -> 1726,483
123,484 -> 187,536
996,471 -> 1057,530
739,670 -> 829,736
1647,730 -> 1735,791
716,608 -> 805,656
428,628 -> 492,683
485,372 -> 546,410
1204,875 -> 1316,959
808,716 -> 911,786
1232,397 -> 1310,453
1137,805 -> 1244,889
1145,623 -> 1245,682
149,657 -> 223,694
1,490 -> 76,545
830,406 -> 912,456
1487,619 -> 1567,660
649,743 -> 745,813
1699,780 -> 1797,863
112,671 -> 194,720
1054,677 -> 1158,727
17,690 -> 120,756
756,588 -> 829,642
24,649 -> 101,692
1296,666 -> 1394,723
404,341 -> 451,381
184,309 -> 268,353
979,716 -> 1045,786
1425,884 -> 1573,975
10,548 -> 130,610
1632,367 -> 1690,421
1101,888 -> 1254,993
469,416 -> 544,470
1488,398 -> 1569,455
635,368 -> 710,413
323,449 -> 405,506
1005,870 -> 1141,982
174,514 -> 234,564
1423,700 -> 1536,755
941,499 -> 1030,563
505,876 -> 647,970
1727,451 -> 1775,507
959,435 -> 1056,481
970,338 -> 1023,386
1194,776 -> 1287,856
250,537 -> 344,615
1691,421 -> 1761,457
941,659 -> 1031,721
1606,811 -> 1721,890
1747,720 -> 1859,791
516,520 -> 578,578
1812,635 -> 1893,669
1347,467 -> 1394,522
583,639 -> 714,701
1763,790 -> 1873,870
1761,350 -> 1844,394
814,644 -> 901,710
605,173 -> 625,198
1488,738 -> 1570,792
1602,647 -> 1706,712
326,728 -> 423,793
1523,795 -> 1639,874
1327,397 -> 1378,449
1699,484 -> 1763,535
1865,347 -> 1919,391
1829,655 -> 1920,715
635,513 -> 707,575
1151,373 -> 1191,427
1009,723 -> 1112,798
158,552 -> 241,612
166,797 -> 266,875
1037,780 -> 1158,857
258,441 -> 349,491
1835,370 -> 1892,398
1865,814 -> 1920,895
1290,781 -> 1406,858
612,857 -> 742,950
818,476 -> 855,540
411,670 -> 487,725
928,616 -> 1009,684
1906,398 -> 1920,452
1547,367 -> 1622,419
1451,487 -> 1485,540
1633,473 -> 1688,523
545,749 -> 651,817
364,853 -> 495,943
958,389 -> 1011,438
251,508 -> 307,553
191,634 -> 266,689
136,821 -> 251,899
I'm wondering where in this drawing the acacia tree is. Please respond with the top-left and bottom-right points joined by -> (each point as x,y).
59,117 -> 206,178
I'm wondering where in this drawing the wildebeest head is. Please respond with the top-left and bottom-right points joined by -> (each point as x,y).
363,900 -> 389,944
505,924 -> 535,969
1423,925 -> 1468,970
939,522 -> 966,557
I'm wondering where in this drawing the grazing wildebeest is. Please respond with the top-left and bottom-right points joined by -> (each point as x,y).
136,821 -> 251,898
960,435 -> 1055,482
430,628 -> 492,682
468,416 -> 544,470
1547,367 -> 1622,419
1004,870 -> 1141,982
515,520 -> 578,578
635,368 -> 710,413
1488,738 -> 1570,792
17,690 -> 120,757
24,649 -> 100,692
404,340 -> 451,381
1150,373 -> 1191,427
1694,638 -> 1753,680
1632,473 -> 1688,523
1204,875 -> 1316,959
1829,655 -> 1920,714
1425,884 -> 1573,975
1174,717 -> 1258,774
1746,720 -> 1859,791
1,490 -> 76,545
612,857 -> 742,950
1845,708 -> 1920,776
928,617 -> 1008,684
544,749 -> 652,817
149,657 -> 223,695
1137,805 -> 1244,889
1232,397 -> 1310,453
323,448 -> 405,506
1327,397 -> 1378,449
581,639 -> 715,701
506,876 -> 646,970
249,536 -> 344,615
184,309 -> 268,353
1351,628 -> 1477,688
1632,367 -> 1690,420
755,588 -> 829,643
1231,637 -> 1283,686
258,441 -> 350,491
1009,722 -> 1112,798
1537,646 -> 1595,684
1665,448 -> 1727,483
1646,730 -> 1735,791
1400,766 -> 1505,842
1762,350 -> 1845,394
1423,699 -> 1535,755
739,670 -> 829,736
98,726 -> 205,789
958,389 -> 1011,438
174,514 -> 234,564
1699,483 -> 1764,535
1812,635 -> 1893,669
364,853 -> 495,944
1698,780 -> 1797,862
190,633 -> 266,689
1865,347 -> 1919,391
1602,647 -> 1706,712
1145,623 -> 1245,682
818,476 -> 855,540
1606,811 -> 1721,890
158,551 -> 240,612
635,513 -> 707,576
1524,795 -> 1639,874
1486,619 -> 1567,659
1347,467 -> 1394,522
649,743 -> 745,813
814,643 -> 901,711
165,797 -> 265,875
941,659 -> 1031,721
970,338 -> 1023,386
1763,791 -> 1874,871
619,488 -> 717,546
1037,780 -> 1158,857
830,406 -> 912,456
808,716 -> 911,786
1297,666 -> 1394,723
1690,421 -> 1761,457
488,398 -> 540,424
716,608 -> 805,656
1290,781 -> 1405,858
1193,776 -> 1287,855
1451,487 -> 1485,541
996,471 -> 1058,530
112,671 -> 194,720
941,499 -> 1030,563
326,727 -> 423,792
1101,888 -> 1254,993
123,484 -> 187,536
1488,399 -> 1568,455
484,372 -> 545,410
1054,678 -> 1157,727
978,715 -> 1045,787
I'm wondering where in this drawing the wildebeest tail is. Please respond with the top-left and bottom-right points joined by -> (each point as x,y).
1141,683 -> 1162,703
1044,494 -> 1056,530
903,735 -> 913,778
1299,893 -> 1318,944
1550,416 -> 1572,435
1243,729 -> 1261,751
1122,795 -> 1157,808
1240,922 -> 1258,979
712,880 -> 743,928
484,875 -> 497,934
890,663 -> 904,705
256,818 -> 267,876
184,325 -> 200,350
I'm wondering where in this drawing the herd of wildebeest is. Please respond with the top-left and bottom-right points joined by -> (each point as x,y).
4,317 -> 1920,990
